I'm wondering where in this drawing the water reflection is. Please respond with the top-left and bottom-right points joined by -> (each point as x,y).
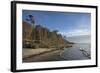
61,43 -> 91,60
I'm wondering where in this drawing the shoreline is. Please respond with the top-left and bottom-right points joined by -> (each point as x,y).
23,48 -> 63,60
23,49 -> 65,62
23,44 -> 74,62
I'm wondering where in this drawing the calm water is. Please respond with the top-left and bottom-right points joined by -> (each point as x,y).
61,43 -> 91,60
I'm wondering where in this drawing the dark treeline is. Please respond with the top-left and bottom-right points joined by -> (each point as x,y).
23,15 -> 74,49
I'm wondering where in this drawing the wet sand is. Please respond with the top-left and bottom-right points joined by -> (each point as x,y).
23,48 -> 54,58
23,50 -> 65,62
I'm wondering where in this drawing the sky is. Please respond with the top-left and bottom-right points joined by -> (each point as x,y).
23,10 -> 91,37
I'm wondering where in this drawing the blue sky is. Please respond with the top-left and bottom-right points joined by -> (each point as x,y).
23,10 -> 91,37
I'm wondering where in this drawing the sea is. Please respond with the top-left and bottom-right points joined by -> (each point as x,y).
61,43 -> 91,60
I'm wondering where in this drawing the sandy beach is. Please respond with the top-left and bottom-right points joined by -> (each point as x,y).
23,48 -> 65,62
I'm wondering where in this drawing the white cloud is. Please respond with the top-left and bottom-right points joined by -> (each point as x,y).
58,29 -> 90,37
